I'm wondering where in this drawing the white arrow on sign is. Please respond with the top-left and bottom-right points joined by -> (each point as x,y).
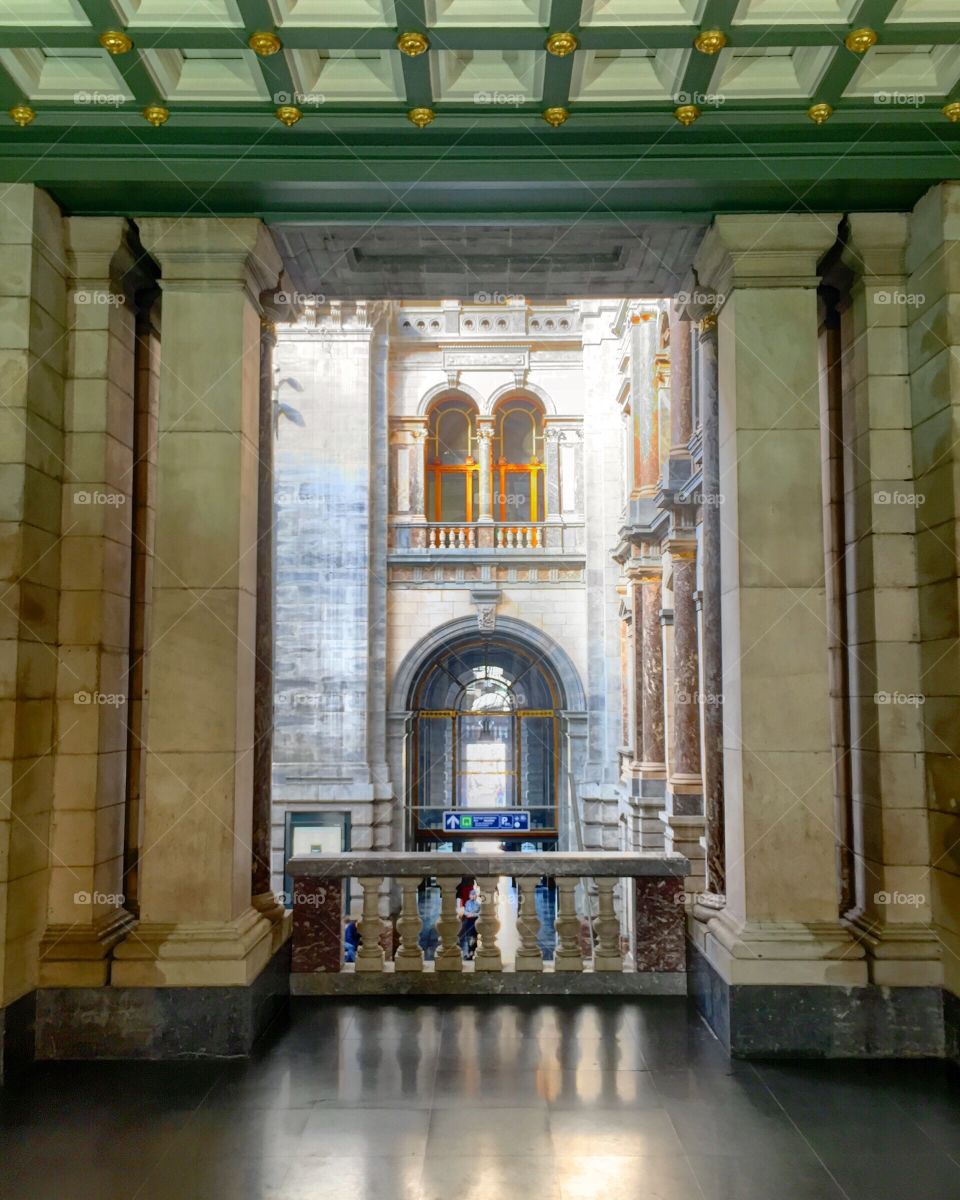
445,814 -> 459,830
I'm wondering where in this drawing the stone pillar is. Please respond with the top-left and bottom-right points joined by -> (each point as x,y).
476,419 -> 494,547
112,219 -> 283,987
836,214 -> 940,989
0,186 -> 67,1016
636,566 -> 666,849
697,316 -> 725,895
905,186 -> 960,1000
664,545 -> 704,894
40,218 -> 138,985
668,310 -> 693,481
390,419 -> 428,549
693,214 -> 866,985
544,424 -> 562,517
251,307 -> 285,939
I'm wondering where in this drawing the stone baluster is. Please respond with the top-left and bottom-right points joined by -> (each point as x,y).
554,878 -> 584,972
592,879 -> 623,971
355,876 -> 385,972
394,877 -> 424,972
435,877 -> 463,972
474,877 -> 503,971
515,877 -> 543,971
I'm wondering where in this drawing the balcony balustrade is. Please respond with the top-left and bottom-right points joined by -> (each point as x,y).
287,851 -> 689,995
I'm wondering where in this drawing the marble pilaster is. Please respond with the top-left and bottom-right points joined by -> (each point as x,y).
697,317 -> 725,895
693,214 -> 867,986
112,218 -> 282,987
41,217 -> 140,986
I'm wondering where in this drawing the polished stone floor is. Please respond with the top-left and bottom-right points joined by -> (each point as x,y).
2,998 -> 959,1200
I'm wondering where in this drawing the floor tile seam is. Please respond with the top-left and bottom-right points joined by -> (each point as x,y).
745,1061 -> 855,1200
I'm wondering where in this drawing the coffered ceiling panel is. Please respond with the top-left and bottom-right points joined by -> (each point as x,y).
844,45 -> 960,99
114,1 -> 243,26
580,0 -> 706,23
288,49 -> 405,101
571,49 -> 687,101
731,0 -> 859,23
425,0 -> 552,25
8,0 -> 89,24
0,47 -> 133,101
713,46 -> 833,99
268,0 -> 397,25
431,50 -> 545,102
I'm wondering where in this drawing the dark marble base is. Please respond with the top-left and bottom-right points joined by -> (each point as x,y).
292,966 -> 687,996
635,875 -> 686,971
688,940 -> 946,1059
0,990 -> 36,1084
33,941 -> 291,1062
945,987 -> 960,1067
291,876 -> 343,972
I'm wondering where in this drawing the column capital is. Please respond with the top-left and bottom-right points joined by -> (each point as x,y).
841,212 -> 909,283
63,215 -> 129,284
137,216 -> 282,307
694,213 -> 842,302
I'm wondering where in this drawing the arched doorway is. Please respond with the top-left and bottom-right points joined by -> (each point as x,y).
389,617 -> 587,853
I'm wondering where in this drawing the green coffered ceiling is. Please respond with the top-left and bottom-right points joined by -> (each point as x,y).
0,0 -> 957,219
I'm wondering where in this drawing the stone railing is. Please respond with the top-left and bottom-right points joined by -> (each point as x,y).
287,851 -> 689,994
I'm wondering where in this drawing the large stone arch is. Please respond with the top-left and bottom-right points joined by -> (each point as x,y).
389,614 -> 586,714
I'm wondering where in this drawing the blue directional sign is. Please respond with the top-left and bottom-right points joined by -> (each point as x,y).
443,811 -> 530,833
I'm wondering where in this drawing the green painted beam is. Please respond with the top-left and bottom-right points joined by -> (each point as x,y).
817,0 -> 899,109
395,0 -> 433,108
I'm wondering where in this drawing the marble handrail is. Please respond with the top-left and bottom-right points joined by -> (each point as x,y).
287,851 -> 690,980
286,850 -> 689,879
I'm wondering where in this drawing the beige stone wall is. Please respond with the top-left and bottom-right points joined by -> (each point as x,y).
387,585 -> 588,698
0,185 -> 67,1006
906,184 -> 960,998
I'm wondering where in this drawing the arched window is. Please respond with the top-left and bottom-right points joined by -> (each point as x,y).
426,397 -> 479,522
412,639 -> 559,843
493,396 -> 545,524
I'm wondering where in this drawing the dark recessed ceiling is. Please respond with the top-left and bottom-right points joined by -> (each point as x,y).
273,220 -> 707,300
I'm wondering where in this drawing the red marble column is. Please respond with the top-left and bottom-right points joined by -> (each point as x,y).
634,876 -> 686,971
669,310 -> 693,456
671,552 -> 702,780
698,317 -> 725,894
640,571 -> 665,770
291,877 -> 344,973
